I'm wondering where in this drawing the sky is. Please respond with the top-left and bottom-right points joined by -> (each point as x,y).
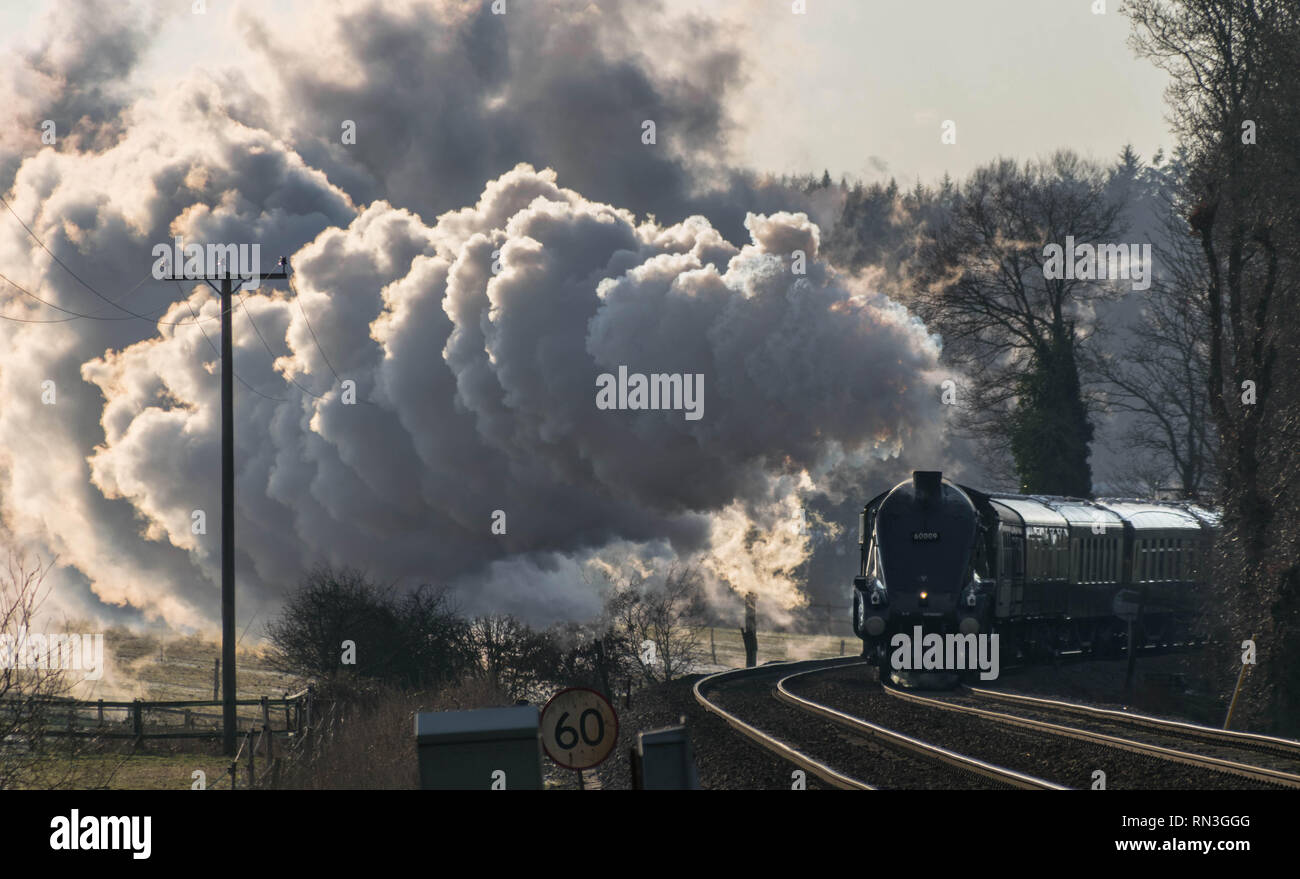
0,0 -> 1174,184
0,0 -> 1177,648
681,0 -> 1173,182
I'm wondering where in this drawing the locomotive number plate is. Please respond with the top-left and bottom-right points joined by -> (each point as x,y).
911,531 -> 940,542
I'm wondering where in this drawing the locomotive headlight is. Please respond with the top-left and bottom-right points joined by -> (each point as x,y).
966,591 -> 977,608
869,578 -> 887,606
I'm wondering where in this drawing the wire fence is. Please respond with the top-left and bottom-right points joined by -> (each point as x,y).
0,690 -> 311,741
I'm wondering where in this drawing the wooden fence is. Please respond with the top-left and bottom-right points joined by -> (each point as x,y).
1,689 -> 313,741
2,687 -> 344,790
220,688 -> 341,790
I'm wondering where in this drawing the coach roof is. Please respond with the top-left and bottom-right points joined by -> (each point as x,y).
988,495 -> 1068,529
1094,501 -> 1204,532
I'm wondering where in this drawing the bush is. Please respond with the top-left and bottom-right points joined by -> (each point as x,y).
265,564 -> 474,689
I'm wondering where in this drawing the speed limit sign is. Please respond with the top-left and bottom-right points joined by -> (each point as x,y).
540,687 -> 619,770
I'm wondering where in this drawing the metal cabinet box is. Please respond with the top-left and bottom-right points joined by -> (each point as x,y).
415,705 -> 543,790
633,723 -> 699,790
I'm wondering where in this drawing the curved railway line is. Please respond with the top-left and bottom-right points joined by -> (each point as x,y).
882,685 -> 1300,789
693,658 -> 1064,790
963,686 -> 1300,781
695,660 -> 1300,790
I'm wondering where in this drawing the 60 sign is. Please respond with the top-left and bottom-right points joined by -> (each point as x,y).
540,687 -> 619,770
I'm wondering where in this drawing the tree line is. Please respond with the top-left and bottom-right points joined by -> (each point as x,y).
264,562 -> 707,703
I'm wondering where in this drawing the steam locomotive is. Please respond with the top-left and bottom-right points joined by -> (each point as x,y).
851,471 -> 1218,675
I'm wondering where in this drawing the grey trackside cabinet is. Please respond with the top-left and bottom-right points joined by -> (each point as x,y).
415,705 -> 543,790
631,721 -> 700,790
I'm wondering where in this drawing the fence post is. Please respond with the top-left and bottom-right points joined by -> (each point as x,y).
261,696 -> 271,740
247,729 -> 256,789
213,658 -> 220,701
741,592 -> 758,668
97,699 -> 104,725
594,640 -> 611,698
283,692 -> 291,732
132,700 -> 143,737
184,709 -> 193,730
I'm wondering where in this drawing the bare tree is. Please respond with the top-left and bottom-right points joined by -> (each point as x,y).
1094,157 -> 1219,498
265,564 -> 473,689
468,614 -> 555,702
912,151 -> 1127,497
603,565 -> 705,684
1127,0 -> 1298,548
0,553 -> 112,790
1126,0 -> 1300,732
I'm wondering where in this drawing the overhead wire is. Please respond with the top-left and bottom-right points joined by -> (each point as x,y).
233,286 -> 329,400
290,277 -> 342,382
0,267 -> 162,322
178,280 -> 289,403
0,193 -> 227,326
4,196 -> 371,407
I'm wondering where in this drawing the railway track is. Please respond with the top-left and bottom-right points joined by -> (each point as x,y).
965,686 -> 1300,777
693,659 -> 1064,790
883,684 -> 1300,789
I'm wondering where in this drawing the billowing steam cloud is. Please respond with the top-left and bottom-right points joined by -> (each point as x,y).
0,0 -> 953,632
81,164 -> 949,624
236,0 -> 840,240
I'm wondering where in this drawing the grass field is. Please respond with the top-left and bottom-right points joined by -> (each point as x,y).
13,751 -> 236,791
694,625 -> 858,670
94,628 -> 297,703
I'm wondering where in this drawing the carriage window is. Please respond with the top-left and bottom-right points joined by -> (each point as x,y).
1001,530 -> 1024,578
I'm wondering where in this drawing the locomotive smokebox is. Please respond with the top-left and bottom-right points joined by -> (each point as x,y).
913,470 -> 943,505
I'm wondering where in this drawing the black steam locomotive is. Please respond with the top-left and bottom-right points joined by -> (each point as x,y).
851,471 -> 1218,674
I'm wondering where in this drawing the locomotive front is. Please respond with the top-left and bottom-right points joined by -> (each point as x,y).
852,471 -> 988,667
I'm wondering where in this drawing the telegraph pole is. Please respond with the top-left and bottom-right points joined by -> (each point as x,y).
164,257 -> 289,755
